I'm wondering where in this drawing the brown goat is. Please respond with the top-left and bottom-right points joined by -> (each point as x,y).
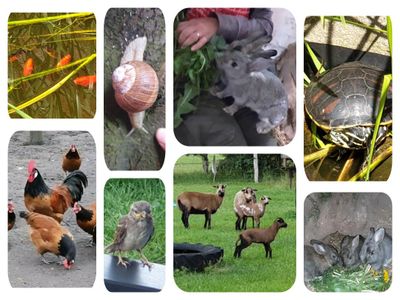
234,217 -> 287,258
177,184 -> 226,229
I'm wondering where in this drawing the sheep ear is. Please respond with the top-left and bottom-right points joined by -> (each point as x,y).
241,188 -> 246,192
253,189 -> 258,192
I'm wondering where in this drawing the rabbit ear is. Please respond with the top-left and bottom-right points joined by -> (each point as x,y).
229,32 -> 271,53
351,235 -> 360,251
374,228 -> 385,243
251,49 -> 278,60
312,242 -> 328,255
242,35 -> 273,55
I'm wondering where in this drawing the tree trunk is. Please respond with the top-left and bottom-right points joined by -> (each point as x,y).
200,154 -> 209,174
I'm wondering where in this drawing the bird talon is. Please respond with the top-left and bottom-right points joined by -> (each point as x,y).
41,255 -> 58,265
140,255 -> 152,270
117,255 -> 129,268
142,261 -> 152,270
85,239 -> 95,247
41,257 -> 51,265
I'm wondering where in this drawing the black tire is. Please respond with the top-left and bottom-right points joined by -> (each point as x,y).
174,243 -> 224,272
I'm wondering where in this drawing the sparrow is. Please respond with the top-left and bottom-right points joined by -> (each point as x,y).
105,200 -> 154,269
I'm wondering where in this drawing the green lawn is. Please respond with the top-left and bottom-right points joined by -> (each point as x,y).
173,155 -> 296,292
104,178 -> 165,264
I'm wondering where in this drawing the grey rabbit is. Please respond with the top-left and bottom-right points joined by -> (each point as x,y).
304,239 -> 343,283
359,227 -> 392,271
211,36 -> 288,135
340,234 -> 365,268
321,231 -> 346,253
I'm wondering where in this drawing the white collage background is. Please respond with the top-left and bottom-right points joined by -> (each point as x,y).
1,0 -> 398,299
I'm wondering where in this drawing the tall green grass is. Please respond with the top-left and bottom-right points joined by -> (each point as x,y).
104,179 -> 165,264
173,155 -> 296,292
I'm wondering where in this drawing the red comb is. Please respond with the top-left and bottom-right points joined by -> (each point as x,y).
28,160 -> 36,173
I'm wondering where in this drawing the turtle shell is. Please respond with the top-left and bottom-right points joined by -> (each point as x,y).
305,61 -> 392,148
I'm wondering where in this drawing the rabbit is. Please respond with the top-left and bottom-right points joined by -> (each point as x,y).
360,227 -> 392,272
211,36 -> 288,135
321,231 -> 346,252
304,239 -> 343,283
340,234 -> 365,268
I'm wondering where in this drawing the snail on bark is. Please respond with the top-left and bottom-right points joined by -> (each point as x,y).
112,36 -> 159,136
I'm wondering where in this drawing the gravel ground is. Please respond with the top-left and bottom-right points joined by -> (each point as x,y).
305,16 -> 390,55
8,131 -> 96,287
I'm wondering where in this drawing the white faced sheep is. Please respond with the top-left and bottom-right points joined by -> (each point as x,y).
233,187 -> 257,230
234,217 -> 287,258
240,195 -> 271,229
177,184 -> 226,229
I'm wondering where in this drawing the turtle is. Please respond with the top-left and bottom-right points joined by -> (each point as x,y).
305,61 -> 392,149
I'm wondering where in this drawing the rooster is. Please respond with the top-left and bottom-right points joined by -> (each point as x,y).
73,202 -> 96,246
20,211 -> 76,269
8,200 -> 16,231
62,144 -> 81,174
24,160 -> 88,223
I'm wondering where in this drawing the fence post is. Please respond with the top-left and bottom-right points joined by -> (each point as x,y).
253,154 -> 259,183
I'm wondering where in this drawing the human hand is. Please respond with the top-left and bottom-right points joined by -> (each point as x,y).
177,17 -> 219,51
156,128 -> 165,151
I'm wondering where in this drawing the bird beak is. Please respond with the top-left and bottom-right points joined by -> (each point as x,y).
132,212 -> 143,220
63,259 -> 74,270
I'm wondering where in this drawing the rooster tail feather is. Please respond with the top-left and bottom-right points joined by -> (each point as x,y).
63,170 -> 88,202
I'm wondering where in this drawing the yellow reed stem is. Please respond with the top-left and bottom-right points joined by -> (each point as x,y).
8,13 -> 94,28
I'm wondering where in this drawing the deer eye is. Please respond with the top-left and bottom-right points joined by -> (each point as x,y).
231,61 -> 238,68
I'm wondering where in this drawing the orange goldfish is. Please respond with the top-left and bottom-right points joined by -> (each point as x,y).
8,50 -> 25,63
9,55 -> 19,63
57,54 -> 72,67
73,75 -> 96,87
23,58 -> 34,76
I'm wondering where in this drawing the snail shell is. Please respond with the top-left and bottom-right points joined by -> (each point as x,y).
112,61 -> 159,113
